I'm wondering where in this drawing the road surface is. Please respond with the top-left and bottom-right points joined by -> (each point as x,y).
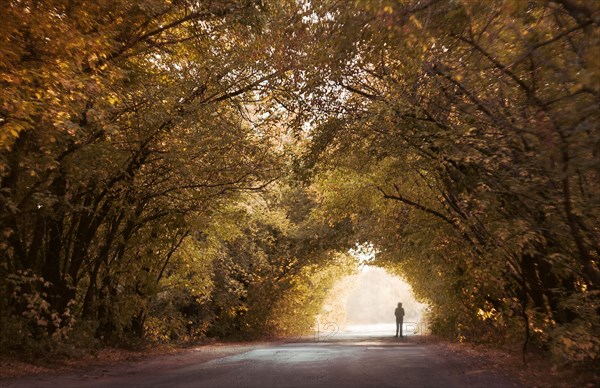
2,325 -> 522,388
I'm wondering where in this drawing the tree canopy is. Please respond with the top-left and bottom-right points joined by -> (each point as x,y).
1,0 -> 599,367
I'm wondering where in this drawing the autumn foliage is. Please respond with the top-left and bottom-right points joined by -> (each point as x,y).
1,0 -> 598,368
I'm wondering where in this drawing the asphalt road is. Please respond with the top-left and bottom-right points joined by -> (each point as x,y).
3,326 -> 522,388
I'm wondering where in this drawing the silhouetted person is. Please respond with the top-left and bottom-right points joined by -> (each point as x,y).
395,302 -> 405,338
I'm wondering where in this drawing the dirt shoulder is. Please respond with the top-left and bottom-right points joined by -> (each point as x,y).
0,340 -> 273,381
433,340 -> 598,388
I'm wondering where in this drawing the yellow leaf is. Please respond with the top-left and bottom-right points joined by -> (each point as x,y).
107,94 -> 119,105
409,15 -> 422,29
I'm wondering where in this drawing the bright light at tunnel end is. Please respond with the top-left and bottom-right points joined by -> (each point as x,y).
314,243 -> 430,339
349,242 -> 378,266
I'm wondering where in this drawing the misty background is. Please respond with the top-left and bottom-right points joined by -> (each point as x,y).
346,267 -> 425,324
320,266 -> 427,329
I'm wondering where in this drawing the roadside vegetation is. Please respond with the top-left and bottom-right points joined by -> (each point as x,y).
1,0 -> 598,378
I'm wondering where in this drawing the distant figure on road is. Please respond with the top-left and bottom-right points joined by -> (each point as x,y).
395,302 -> 405,338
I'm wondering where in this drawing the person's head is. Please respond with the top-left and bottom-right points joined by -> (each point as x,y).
398,302 -> 402,307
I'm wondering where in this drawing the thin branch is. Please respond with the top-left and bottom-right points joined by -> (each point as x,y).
341,84 -> 380,100
376,185 -> 456,227
156,230 -> 190,284
505,20 -> 593,70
